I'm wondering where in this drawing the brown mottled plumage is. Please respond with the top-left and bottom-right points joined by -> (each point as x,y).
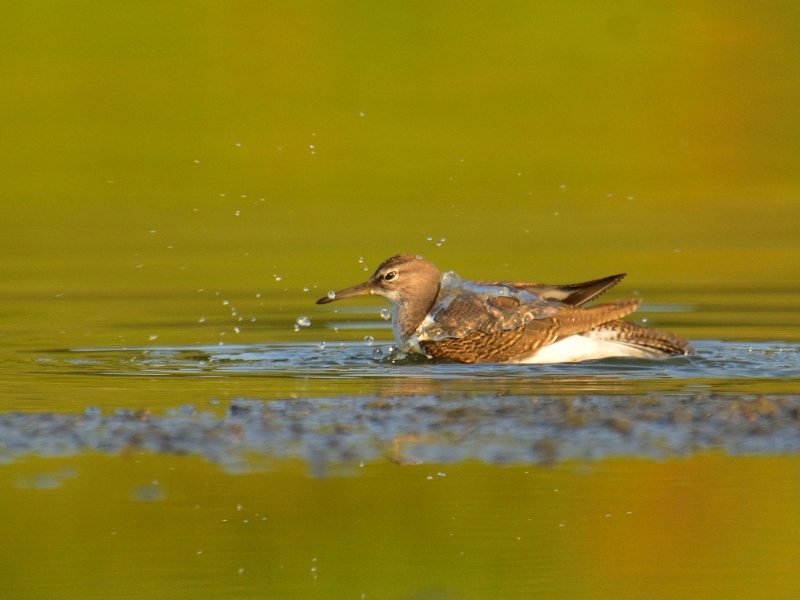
316,254 -> 695,363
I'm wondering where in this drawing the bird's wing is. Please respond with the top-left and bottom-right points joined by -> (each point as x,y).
420,299 -> 641,363
477,273 -> 626,306
417,285 -> 562,341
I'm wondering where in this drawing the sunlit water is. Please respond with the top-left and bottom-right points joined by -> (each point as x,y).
61,339 -> 800,383
3,1 -> 800,597
3,338 -> 799,469
2,291 -> 800,600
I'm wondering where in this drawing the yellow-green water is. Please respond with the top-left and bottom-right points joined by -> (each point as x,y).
1,2 -> 800,599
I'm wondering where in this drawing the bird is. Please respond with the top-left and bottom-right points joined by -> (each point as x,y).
316,254 -> 695,364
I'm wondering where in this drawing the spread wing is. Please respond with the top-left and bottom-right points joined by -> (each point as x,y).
477,273 -> 625,307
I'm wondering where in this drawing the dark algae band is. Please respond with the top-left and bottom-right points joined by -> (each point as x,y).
3,394 -> 800,473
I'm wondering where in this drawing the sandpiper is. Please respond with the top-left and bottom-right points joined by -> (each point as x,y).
316,254 -> 695,363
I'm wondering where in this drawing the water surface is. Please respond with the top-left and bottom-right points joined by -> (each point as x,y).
2,2 -> 800,599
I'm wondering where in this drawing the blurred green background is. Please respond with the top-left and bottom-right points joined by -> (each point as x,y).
2,1 -> 799,313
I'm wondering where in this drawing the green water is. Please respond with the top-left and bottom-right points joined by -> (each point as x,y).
2,2 -> 800,599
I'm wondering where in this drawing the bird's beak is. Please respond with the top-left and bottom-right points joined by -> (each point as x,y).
316,280 -> 374,304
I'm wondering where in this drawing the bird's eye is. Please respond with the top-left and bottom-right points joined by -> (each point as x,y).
384,270 -> 398,282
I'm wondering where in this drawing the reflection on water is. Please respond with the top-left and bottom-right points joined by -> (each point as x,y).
3,452 -> 800,600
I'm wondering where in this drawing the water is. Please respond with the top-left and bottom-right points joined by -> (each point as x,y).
45,339 -> 800,388
2,288 -> 800,600
2,2 -> 800,599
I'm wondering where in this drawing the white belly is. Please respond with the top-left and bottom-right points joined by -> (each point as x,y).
511,333 -> 666,364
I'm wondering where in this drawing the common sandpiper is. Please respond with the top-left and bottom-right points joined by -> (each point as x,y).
316,254 -> 694,363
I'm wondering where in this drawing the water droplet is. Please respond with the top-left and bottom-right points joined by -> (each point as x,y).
440,237 -> 446,242
235,142 -> 242,147
358,257 -> 364,263
222,300 -> 229,305
364,336 -> 374,346
296,316 -> 311,327
256,293 -> 261,298
642,318 -> 648,323
426,236 -> 433,241
373,347 -> 383,358
303,287 -> 309,292
560,184 -> 566,189
359,111 -> 365,116
293,324 -> 300,332
234,327 -> 240,333
274,275 -> 282,281
327,290 -> 336,300
318,341 -> 326,350
234,211 -> 240,216
380,309 -> 391,320
436,242 -> 442,246
554,212 -> 559,216
198,317 -> 206,323
149,335 -> 158,341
